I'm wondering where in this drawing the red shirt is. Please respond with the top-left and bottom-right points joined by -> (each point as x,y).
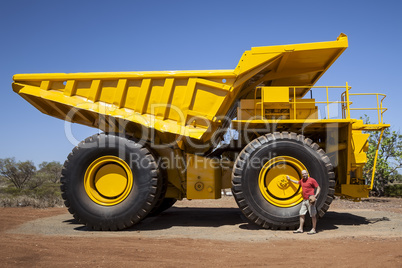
298,177 -> 319,200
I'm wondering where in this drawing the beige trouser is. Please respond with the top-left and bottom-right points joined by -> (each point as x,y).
299,199 -> 317,217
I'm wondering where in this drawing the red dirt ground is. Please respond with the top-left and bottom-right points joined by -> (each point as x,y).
1,197 -> 401,267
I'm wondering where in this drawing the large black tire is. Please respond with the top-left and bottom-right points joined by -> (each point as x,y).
232,132 -> 335,229
148,166 -> 177,217
60,133 -> 162,231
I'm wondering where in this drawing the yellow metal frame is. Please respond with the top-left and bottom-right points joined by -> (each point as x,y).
245,83 -> 390,131
242,83 -> 390,199
254,83 -> 388,124
13,71 -> 234,142
13,34 -> 349,145
186,154 -> 222,199
343,92 -> 388,124
254,85 -> 352,120
370,128 -> 385,191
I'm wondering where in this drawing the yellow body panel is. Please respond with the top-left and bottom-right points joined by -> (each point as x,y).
341,184 -> 370,199
13,72 -> 234,141
351,131 -> 370,165
13,34 -> 348,144
262,87 -> 290,106
186,154 -> 221,199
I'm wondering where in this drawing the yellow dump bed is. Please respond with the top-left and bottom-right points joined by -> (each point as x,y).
13,34 -> 348,142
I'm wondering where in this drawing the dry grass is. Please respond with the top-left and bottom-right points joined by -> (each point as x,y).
0,194 -> 64,208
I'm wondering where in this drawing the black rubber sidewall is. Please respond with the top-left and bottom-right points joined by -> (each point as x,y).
241,139 -> 329,225
63,134 -> 157,229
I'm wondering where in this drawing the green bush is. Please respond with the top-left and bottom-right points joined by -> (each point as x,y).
0,158 -> 64,207
384,184 -> 402,197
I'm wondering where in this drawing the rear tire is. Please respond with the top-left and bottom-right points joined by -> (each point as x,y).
61,133 -> 162,230
232,132 -> 335,229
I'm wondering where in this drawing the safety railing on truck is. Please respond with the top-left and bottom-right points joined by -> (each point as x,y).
253,83 -> 388,126
341,92 -> 387,124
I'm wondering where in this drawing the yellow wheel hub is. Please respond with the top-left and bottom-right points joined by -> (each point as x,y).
84,156 -> 133,206
258,156 -> 306,207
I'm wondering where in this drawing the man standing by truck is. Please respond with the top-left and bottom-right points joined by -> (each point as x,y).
287,170 -> 321,234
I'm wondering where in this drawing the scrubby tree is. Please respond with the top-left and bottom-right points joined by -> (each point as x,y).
0,158 -> 36,189
364,128 -> 402,196
394,173 -> 402,183
37,161 -> 63,183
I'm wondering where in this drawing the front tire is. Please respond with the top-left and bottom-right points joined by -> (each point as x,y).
61,133 -> 162,230
232,132 -> 335,229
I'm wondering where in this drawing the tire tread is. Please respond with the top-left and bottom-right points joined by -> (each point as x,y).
232,132 -> 336,229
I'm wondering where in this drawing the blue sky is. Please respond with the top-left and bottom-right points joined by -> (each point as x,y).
1,0 -> 401,165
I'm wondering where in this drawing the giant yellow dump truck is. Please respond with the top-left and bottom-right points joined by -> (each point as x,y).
13,34 -> 389,230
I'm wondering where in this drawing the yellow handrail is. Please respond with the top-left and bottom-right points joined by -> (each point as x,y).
348,93 -> 387,124
288,84 -> 350,120
254,83 -> 387,123
370,128 -> 385,190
